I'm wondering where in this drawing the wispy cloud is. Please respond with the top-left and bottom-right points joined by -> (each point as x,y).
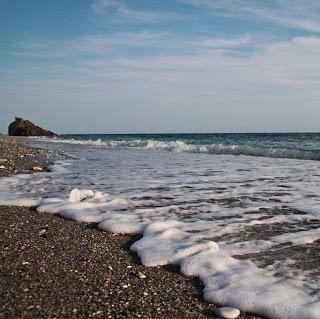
91,0 -> 118,13
2,33 -> 320,133
5,33 -> 320,88
74,31 -> 170,53
3,34 -> 320,132
92,0 -> 186,22
182,0 -> 320,33
195,36 -> 251,48
3,32 -> 252,60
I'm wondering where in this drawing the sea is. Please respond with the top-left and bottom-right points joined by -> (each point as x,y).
1,133 -> 320,319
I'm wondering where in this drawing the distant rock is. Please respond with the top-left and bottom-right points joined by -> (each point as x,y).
8,117 -> 56,137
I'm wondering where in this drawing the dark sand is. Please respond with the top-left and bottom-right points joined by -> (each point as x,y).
0,135 -> 264,319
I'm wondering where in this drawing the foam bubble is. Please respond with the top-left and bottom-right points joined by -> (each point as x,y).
69,188 -> 94,202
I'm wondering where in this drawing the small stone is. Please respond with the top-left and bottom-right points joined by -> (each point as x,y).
0,165 -> 5,169
0,158 -> 7,163
37,228 -> 47,237
32,166 -> 43,171
215,307 -> 240,319
126,265 -> 132,269
137,271 -> 146,279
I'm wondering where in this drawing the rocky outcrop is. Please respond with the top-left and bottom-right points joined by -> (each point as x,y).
8,117 -> 56,137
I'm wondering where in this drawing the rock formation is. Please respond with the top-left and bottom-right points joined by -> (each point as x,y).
8,117 -> 56,137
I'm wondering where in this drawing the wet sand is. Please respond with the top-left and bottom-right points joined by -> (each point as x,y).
0,135 -> 264,319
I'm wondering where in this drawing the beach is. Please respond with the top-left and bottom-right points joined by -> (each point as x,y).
2,0 -> 320,317
0,135 -> 264,318
0,135 -> 54,176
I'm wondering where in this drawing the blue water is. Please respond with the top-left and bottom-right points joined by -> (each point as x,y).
62,133 -> 320,149
53,133 -> 320,160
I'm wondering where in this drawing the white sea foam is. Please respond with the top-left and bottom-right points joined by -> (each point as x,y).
29,188 -> 320,319
0,199 -> 40,207
36,136 -> 320,161
1,141 -> 320,318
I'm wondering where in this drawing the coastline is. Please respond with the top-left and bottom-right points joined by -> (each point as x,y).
0,135 -> 264,319
0,135 -> 55,176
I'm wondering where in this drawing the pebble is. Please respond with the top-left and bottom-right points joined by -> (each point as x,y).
137,272 -> 146,279
32,166 -> 43,171
215,307 -> 240,319
37,228 -> 47,238
0,165 -> 5,169
0,158 -> 7,163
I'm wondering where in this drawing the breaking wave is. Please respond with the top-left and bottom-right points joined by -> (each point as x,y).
37,137 -> 320,161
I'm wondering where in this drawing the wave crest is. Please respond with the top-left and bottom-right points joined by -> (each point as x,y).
37,137 -> 320,161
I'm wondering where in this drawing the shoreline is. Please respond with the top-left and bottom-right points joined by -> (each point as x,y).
0,135 -> 56,176
0,135 -> 264,318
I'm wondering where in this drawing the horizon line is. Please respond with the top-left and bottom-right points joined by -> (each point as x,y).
60,131 -> 320,135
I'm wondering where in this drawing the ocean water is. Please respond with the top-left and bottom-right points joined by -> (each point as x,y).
1,133 -> 320,319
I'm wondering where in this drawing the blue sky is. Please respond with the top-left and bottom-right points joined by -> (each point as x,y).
1,0 -> 320,133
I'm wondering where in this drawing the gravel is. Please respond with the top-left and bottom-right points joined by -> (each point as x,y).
0,135 -> 55,176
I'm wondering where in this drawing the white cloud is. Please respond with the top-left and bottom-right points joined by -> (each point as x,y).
195,36 -> 251,48
92,0 -> 186,22
6,34 -> 320,92
74,31 -> 170,53
91,0 -> 118,13
6,32 -> 252,60
181,0 -> 320,33
77,35 -> 320,92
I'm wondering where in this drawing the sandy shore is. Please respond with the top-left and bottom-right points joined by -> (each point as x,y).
0,135 -> 264,319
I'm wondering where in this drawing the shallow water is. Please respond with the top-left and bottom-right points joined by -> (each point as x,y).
1,134 -> 320,319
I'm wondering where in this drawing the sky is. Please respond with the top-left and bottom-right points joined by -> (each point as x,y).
1,0 -> 320,134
